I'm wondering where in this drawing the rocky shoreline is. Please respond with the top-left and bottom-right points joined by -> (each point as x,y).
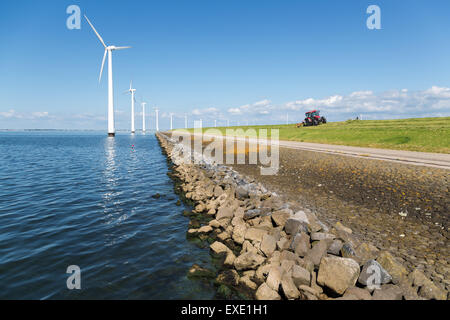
157,132 -> 448,300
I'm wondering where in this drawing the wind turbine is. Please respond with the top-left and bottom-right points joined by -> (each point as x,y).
170,113 -> 174,130
126,81 -> 136,133
84,15 -> 131,137
141,102 -> 147,133
214,119 -> 217,127
185,113 -> 188,129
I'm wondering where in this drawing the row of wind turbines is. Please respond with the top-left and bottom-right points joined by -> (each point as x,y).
85,15 -> 161,136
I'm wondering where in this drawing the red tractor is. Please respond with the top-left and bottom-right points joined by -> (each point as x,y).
300,110 -> 327,127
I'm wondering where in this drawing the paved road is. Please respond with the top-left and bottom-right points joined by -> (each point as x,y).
175,131 -> 450,169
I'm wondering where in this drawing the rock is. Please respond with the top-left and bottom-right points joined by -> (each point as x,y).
235,185 -> 249,200
244,228 -> 267,242
151,193 -> 161,199
372,284 -> 403,300
216,269 -> 240,287
410,269 -> 447,300
280,250 -> 298,262
224,250 -> 236,266
293,210 -> 309,224
334,221 -> 352,234
277,237 -> 289,251
281,272 -> 301,299
239,275 -> 257,290
327,240 -> 343,256
354,242 -> 379,265
209,219 -> 221,228
310,232 -> 335,241
344,287 -> 372,300
358,260 -> 392,289
284,218 -> 308,235
216,207 -> 234,220
234,252 -> 265,271
255,283 -> 281,300
377,251 -> 408,284
293,232 -> 311,257
187,264 -> 215,279
260,234 -> 277,257
340,242 -> 357,260
271,208 -> 293,227
266,266 -> 282,291
305,239 -> 331,267
317,256 -> 361,295
292,265 -> 311,287
197,225 -> 213,233
210,241 -> 229,255
280,260 -> 295,274
232,224 -> 246,244
217,231 -> 230,241
298,285 -> 320,300
214,185 -> 223,197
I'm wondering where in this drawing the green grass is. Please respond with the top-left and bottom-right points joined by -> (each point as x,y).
182,117 -> 450,154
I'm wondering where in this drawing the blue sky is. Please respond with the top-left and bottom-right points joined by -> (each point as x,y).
1,0 -> 450,130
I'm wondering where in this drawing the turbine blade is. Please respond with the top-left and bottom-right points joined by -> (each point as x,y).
99,49 -> 107,82
84,15 -> 107,48
114,46 -> 131,50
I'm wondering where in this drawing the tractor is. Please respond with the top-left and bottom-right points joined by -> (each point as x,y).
300,110 -> 327,127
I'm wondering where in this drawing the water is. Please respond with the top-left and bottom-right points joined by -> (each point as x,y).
0,131 -> 216,299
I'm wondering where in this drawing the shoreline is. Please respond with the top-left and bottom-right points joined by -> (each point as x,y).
156,132 -> 448,300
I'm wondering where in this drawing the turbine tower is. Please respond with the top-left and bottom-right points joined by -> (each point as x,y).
214,119 -> 217,127
155,107 -> 159,132
85,15 -> 131,137
142,102 -> 146,133
126,81 -> 136,133
170,113 -> 173,130
185,113 -> 188,129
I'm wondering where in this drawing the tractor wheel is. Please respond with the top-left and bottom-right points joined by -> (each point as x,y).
322,117 -> 327,124
313,119 -> 319,126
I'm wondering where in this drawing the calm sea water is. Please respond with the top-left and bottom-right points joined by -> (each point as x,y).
0,131 -> 216,299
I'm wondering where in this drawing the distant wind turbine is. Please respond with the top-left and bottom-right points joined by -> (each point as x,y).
141,102 -> 146,133
170,113 -> 173,130
154,107 -> 159,132
185,113 -> 188,129
126,81 -> 136,133
84,15 -> 131,137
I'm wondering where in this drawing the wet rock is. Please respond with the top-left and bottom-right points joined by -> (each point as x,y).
377,251 -> 408,284
197,225 -> 213,234
358,260 -> 392,288
317,256 -> 360,295
271,208 -> 293,227
255,283 -> 281,300
260,234 -> 277,257
239,275 -> 258,290
305,239 -> 331,267
216,269 -> 240,287
281,272 -> 301,299
210,241 -> 229,255
187,264 -> 215,279
234,252 -> 265,271
217,284 -> 233,298
327,239 -> 343,256
292,265 -> 311,287
151,193 -> 161,199
372,284 -> 403,300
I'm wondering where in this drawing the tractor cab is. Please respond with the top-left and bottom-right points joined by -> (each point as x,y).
305,110 -> 321,119
301,109 -> 327,126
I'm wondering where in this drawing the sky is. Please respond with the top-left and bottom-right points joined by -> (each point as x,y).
1,0 -> 450,130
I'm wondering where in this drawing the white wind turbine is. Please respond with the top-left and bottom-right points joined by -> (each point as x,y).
141,102 -> 147,133
185,113 -> 188,129
85,15 -> 131,137
154,107 -> 159,132
126,81 -> 136,133
170,113 -> 174,130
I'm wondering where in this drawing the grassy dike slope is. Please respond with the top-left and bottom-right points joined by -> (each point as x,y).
185,117 -> 450,154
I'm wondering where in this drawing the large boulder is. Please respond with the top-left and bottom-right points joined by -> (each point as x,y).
372,284 -> 403,300
210,241 -> 229,255
284,218 -> 308,235
293,232 -> 311,257
317,256 -> 361,295
234,252 -> 265,270
344,287 -> 372,300
232,224 -> 247,244
255,283 -> 281,300
266,266 -> 283,291
244,228 -> 267,242
376,251 -> 408,284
